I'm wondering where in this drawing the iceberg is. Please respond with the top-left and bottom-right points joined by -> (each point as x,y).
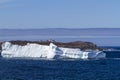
1,42 -> 106,59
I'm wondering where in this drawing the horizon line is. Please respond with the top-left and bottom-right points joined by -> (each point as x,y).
0,28 -> 120,29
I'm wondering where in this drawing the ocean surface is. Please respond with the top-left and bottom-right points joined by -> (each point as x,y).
0,49 -> 120,80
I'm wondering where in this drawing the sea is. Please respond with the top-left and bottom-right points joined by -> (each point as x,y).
0,28 -> 120,80
0,50 -> 120,80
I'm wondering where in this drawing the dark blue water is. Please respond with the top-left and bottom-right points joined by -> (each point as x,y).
0,51 -> 120,80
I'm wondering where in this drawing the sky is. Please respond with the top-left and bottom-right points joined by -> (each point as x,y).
0,0 -> 120,29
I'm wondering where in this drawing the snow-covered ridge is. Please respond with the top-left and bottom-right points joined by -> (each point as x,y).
1,42 -> 106,59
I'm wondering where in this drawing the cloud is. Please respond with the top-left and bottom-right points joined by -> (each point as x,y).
0,0 -> 14,4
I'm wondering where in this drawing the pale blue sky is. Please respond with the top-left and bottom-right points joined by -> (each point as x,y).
0,0 -> 120,29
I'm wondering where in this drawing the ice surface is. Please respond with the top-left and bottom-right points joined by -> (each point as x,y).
1,42 -> 106,59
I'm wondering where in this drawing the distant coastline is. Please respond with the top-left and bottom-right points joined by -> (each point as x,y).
0,28 -> 119,46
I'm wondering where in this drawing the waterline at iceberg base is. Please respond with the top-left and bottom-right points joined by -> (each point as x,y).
1,42 -> 106,59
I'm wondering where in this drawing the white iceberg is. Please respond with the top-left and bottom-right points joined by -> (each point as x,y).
1,42 -> 106,59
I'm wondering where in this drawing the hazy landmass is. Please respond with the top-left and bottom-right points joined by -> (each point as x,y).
0,28 -> 120,46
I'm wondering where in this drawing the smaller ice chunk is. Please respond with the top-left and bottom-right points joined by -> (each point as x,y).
82,51 -> 106,59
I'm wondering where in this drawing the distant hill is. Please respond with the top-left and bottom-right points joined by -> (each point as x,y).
0,28 -> 120,46
0,28 -> 120,36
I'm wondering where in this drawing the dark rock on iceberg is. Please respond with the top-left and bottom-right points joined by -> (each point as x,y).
3,40 -> 98,50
